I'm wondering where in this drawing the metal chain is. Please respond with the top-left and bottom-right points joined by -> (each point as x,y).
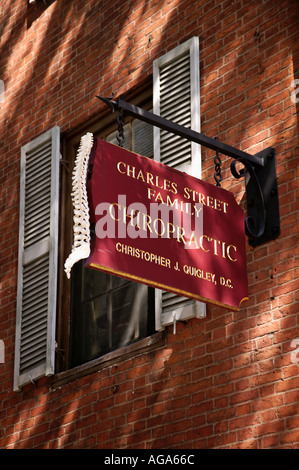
213,138 -> 222,187
116,110 -> 126,147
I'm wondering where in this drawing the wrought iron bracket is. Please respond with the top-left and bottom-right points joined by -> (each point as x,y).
97,95 -> 280,247
230,147 -> 280,246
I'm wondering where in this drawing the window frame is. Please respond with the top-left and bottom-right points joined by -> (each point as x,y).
57,36 -> 206,373
56,85 -> 155,373
14,39 -> 207,390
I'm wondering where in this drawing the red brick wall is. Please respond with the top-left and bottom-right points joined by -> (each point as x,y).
0,0 -> 298,449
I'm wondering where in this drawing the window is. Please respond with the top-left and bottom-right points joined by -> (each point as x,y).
64,103 -> 156,369
55,87 -> 157,372
14,38 -> 205,390
69,262 -> 155,368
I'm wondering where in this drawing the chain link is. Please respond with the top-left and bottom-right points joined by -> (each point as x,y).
213,138 -> 222,187
116,110 -> 126,147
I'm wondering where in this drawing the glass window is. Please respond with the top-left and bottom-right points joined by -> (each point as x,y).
69,261 -> 154,368
64,109 -> 155,369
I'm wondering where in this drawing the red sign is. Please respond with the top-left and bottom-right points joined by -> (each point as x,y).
85,138 -> 248,310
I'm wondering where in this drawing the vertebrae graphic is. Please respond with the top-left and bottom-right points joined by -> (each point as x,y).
64,132 -> 93,279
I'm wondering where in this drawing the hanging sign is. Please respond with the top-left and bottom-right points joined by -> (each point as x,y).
85,138 -> 248,310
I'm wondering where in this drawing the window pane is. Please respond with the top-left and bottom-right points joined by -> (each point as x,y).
69,262 -> 153,367
112,283 -> 148,349
82,265 -> 107,300
111,274 -> 129,288
132,118 -> 153,157
84,295 -> 108,358
69,263 -> 109,367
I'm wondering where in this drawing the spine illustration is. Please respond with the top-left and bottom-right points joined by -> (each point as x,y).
64,132 -> 93,279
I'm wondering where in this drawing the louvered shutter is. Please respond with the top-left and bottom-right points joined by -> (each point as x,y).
153,37 -> 206,331
14,127 -> 60,391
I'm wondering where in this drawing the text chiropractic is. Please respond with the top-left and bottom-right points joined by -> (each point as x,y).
94,195 -> 238,261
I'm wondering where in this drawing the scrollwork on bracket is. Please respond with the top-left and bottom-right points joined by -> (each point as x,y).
230,158 -> 266,241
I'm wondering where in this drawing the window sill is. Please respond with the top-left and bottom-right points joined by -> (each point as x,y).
51,331 -> 165,388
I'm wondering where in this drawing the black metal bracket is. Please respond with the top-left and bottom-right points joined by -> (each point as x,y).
97,95 -> 280,247
230,147 -> 280,246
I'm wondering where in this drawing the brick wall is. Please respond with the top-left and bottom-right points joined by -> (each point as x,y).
0,0 -> 298,449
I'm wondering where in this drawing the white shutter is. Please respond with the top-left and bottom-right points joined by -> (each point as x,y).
153,37 -> 206,331
14,127 -> 60,391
